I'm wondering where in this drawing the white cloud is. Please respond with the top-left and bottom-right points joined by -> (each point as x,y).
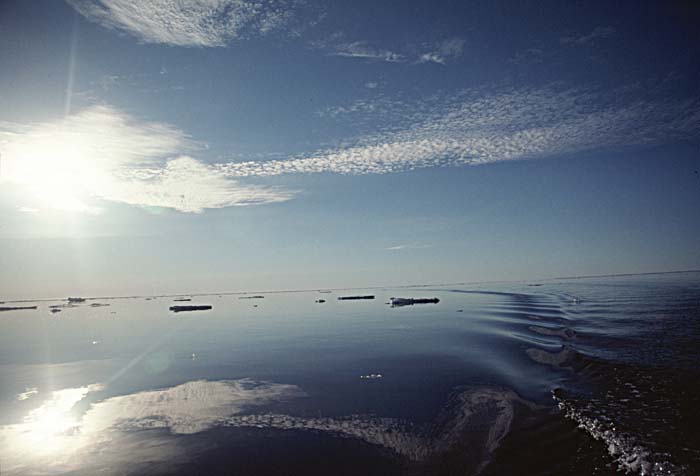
217,86 -> 700,179
4,86 -> 696,214
104,156 -> 294,213
418,37 -> 465,64
317,96 -> 400,119
0,105 -> 294,213
418,53 -> 445,64
386,243 -> 432,251
68,0 -> 304,47
561,26 -> 616,45
319,36 -> 464,65
331,41 -> 405,63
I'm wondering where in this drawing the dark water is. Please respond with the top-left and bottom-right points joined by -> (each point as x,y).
0,272 -> 698,475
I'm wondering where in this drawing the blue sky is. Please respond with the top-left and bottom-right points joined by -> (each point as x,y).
1,0 -> 699,299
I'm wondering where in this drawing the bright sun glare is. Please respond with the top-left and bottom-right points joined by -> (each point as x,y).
2,132 -> 108,213
10,387 -> 88,456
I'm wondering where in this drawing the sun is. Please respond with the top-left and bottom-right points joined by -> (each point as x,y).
1,129 -> 107,213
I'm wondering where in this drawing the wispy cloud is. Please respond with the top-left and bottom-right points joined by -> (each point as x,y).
386,243 -> 432,251
330,41 -> 405,63
561,26 -> 616,46
316,96 -> 403,119
0,105 -> 294,213
319,36 -> 465,65
508,47 -> 545,65
4,86 -> 696,214
218,85 -> 700,178
316,92 -> 435,125
418,37 -> 465,64
68,0 -> 306,47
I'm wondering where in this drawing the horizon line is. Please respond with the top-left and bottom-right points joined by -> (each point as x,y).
3,268 -> 699,304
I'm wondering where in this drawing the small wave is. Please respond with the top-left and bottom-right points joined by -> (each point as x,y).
528,325 -> 577,340
526,346 -> 578,367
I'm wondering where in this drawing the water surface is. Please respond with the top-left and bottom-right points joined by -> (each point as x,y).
1,272 -> 698,475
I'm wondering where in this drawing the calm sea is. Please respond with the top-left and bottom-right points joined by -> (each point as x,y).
1,272 -> 698,475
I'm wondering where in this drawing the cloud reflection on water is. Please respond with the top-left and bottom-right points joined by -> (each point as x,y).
1,378 -> 526,475
0,379 -> 305,474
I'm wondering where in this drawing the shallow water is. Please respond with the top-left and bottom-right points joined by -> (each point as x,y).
0,272 -> 698,475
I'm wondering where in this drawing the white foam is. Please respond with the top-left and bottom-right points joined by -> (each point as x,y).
553,392 -> 684,475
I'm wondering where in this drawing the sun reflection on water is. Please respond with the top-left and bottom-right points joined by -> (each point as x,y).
20,387 -> 86,444
2,384 -> 103,468
0,379 -> 304,474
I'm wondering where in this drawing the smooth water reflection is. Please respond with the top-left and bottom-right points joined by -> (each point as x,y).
1,275 -> 698,475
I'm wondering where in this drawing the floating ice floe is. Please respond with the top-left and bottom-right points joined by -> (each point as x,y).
169,305 -> 213,313
390,297 -> 439,307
